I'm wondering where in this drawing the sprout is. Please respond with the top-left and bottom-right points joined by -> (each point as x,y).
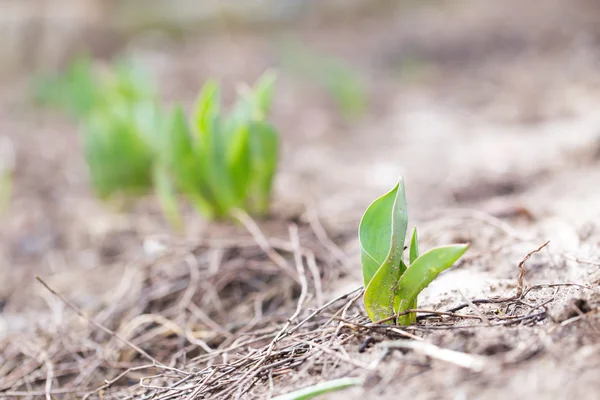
360,176 -> 469,325
157,71 -> 280,221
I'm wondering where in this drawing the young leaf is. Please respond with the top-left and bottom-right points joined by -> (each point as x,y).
395,244 -> 469,325
359,178 -> 408,287
247,121 -> 279,215
82,108 -> 154,198
361,178 -> 409,322
271,377 -> 361,400
164,105 -> 193,165
409,227 -> 419,264
192,80 -> 237,216
406,226 -> 419,324
153,164 -> 182,230
193,80 -> 221,145
227,124 -> 251,203
167,108 -> 218,218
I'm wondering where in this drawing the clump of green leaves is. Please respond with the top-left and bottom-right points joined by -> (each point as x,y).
34,56 -> 98,118
34,56 -> 155,120
34,57 -> 160,199
360,176 -> 469,325
157,71 -> 280,220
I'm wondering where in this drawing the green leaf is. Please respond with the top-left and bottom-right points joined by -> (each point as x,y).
165,106 -> 219,218
406,226 -> 419,324
227,94 -> 253,133
409,227 -> 419,264
359,178 -> 408,287
153,164 -> 182,230
252,70 -> 277,119
193,80 -> 220,145
227,124 -> 251,202
191,80 -> 239,216
395,244 -> 469,325
247,121 -> 279,215
165,105 -> 193,164
271,377 -> 361,400
361,178 -> 409,322
82,107 -> 154,198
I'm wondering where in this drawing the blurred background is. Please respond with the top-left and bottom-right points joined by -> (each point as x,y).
1,1 -> 600,398
2,0 -> 600,345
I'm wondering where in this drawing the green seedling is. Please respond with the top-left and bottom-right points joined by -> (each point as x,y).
80,67 -> 161,199
158,71 -> 280,220
82,102 -> 160,199
34,56 -> 155,120
271,377 -> 361,400
360,176 -> 469,325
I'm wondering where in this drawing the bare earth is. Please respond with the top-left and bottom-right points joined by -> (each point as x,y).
1,1 -> 599,399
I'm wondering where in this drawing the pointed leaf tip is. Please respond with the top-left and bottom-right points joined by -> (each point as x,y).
360,178 -> 409,322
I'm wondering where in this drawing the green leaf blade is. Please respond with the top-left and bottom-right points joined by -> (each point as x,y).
395,244 -> 469,325
252,70 -> 277,119
247,121 -> 279,215
359,178 -> 408,287
153,164 -> 183,230
409,227 -> 419,264
406,226 -> 419,324
364,258 -> 407,322
193,80 -> 221,145
227,124 -> 252,203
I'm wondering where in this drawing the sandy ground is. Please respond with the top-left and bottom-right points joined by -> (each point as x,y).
1,1 -> 600,399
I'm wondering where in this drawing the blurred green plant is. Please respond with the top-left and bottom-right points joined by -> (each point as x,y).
277,40 -> 368,119
82,102 -> 160,199
33,56 -> 97,118
33,57 -> 280,225
33,56 -> 159,200
157,71 -> 280,221
34,56 -> 156,120
360,176 -> 469,325
271,377 -> 361,400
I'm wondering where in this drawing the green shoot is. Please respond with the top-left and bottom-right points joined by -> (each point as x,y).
33,56 -> 281,226
35,56 -> 162,200
277,39 -> 368,119
159,71 -> 280,220
271,377 -> 361,400
360,176 -> 469,325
